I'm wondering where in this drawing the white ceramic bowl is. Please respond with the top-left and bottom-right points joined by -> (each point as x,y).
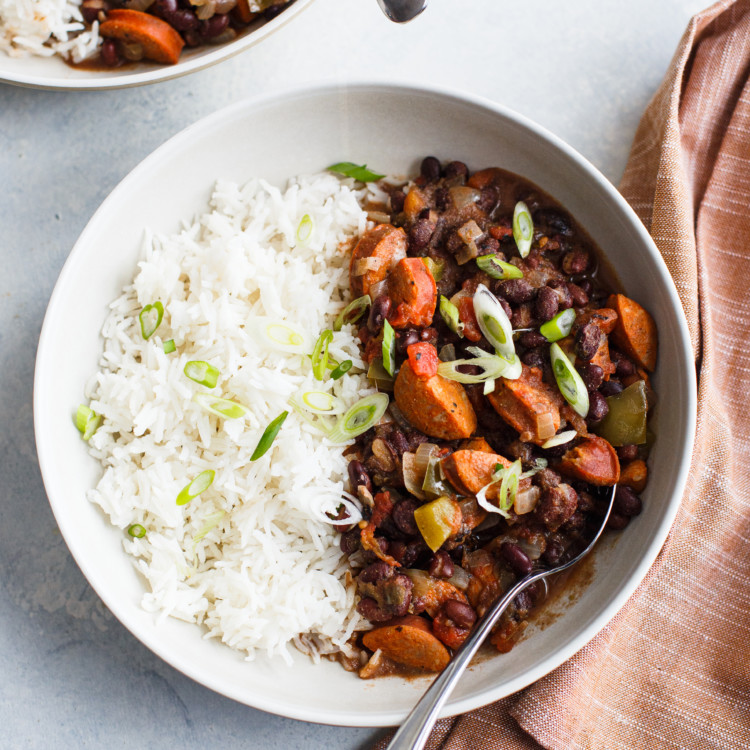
0,0 -> 313,90
34,83 -> 696,726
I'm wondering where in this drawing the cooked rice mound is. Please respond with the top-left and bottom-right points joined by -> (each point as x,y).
85,172 -> 379,664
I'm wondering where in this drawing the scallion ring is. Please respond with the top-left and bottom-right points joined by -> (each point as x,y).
473,284 -> 515,359
262,321 -> 308,353
250,411 -> 289,461
311,329 -> 334,381
163,339 -> 176,354
176,469 -> 215,506
437,352 -> 521,383
330,359 -> 353,380
333,295 -> 370,331
498,459 -> 523,512
75,404 -> 102,441
193,393 -> 247,419
300,390 -> 344,414
296,214 -> 314,245
138,301 -> 164,340
327,162 -> 385,182
127,523 -> 146,538
541,430 -> 578,449
476,255 -> 524,280
513,201 -> 534,258
184,361 -> 220,388
550,342 -> 590,417
539,308 -> 576,342
439,295 -> 464,337
327,393 -> 389,444
382,320 -> 396,377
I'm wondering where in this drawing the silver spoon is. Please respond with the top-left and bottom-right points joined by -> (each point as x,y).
386,485 -> 618,750
376,0 -> 427,23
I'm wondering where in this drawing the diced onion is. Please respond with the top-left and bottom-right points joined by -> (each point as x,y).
414,442 -> 439,475
402,452 -> 428,500
438,343 -> 456,362
449,186 -> 482,209
447,565 -> 472,591
473,284 -> 515,359
353,257 -> 383,275
550,342 -> 590,417
368,278 -> 389,301
367,357 -> 394,391
514,486 -> 540,515
513,201 -> 534,258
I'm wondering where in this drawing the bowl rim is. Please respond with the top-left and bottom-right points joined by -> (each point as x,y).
0,0 -> 315,91
33,80 -> 698,725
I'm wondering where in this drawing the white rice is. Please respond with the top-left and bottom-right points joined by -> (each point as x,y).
0,0 -> 100,62
85,171 -> 384,664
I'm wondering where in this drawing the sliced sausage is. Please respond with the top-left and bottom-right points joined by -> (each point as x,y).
394,359 -> 477,440
349,224 -> 407,298
441,449 -> 512,500
361,615 -> 450,672
606,294 -> 658,371
100,9 -> 184,64
387,258 -> 437,328
556,435 -> 620,485
487,364 -> 563,445
619,458 -> 648,492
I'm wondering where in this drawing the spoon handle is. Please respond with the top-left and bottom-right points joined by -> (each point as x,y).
385,569 -> 545,750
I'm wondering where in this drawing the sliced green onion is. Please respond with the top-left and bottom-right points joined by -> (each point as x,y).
184,361 -> 220,388
330,359 -> 353,380
476,255 -> 524,280
300,390 -> 345,414
422,257 -> 445,282
539,308 -> 576,343
296,214 -> 314,245
311,329 -> 333,381
367,358 -> 395,391
382,320 -> 396,377
75,404 -> 102,441
262,320 -> 308,353
541,430 -> 578,449
473,284 -> 515,359
192,510 -> 225,547
498,459 -> 523,512
334,295 -> 370,331
139,301 -> 164,340
483,378 -> 496,395
513,201 -> 534,258
250,411 -> 289,461
193,393 -> 247,419
520,457 -> 549,479
437,352 -> 521,383
550,342 -> 590,417
176,469 -> 215,506
127,523 -> 146,538
163,339 -> 176,354
327,162 -> 385,182
439,295 -> 464,337
327,393 -> 389,444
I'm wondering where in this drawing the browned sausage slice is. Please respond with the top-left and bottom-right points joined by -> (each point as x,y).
349,224 -> 407,298
556,435 -> 620,485
100,9 -> 184,65
361,615 -> 450,672
441,450 -> 511,500
387,257 -> 437,328
394,360 -> 477,440
487,365 -> 563,445
606,294 -> 658,371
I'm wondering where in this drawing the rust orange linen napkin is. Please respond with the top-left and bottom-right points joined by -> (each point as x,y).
375,1 -> 750,747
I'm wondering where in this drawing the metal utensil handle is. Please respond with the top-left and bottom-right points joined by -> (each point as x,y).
385,569 -> 545,750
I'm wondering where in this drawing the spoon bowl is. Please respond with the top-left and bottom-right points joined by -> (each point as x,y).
376,0 -> 428,23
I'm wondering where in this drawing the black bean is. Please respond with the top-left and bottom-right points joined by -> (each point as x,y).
428,551 -> 454,579
535,208 -> 573,236
521,348 -> 546,369
535,286 -> 559,322
409,218 -> 435,250
542,538 -> 565,566
615,357 -> 636,378
444,161 -> 469,180
500,542 -> 533,576
536,467 -> 561,490
567,282 -> 589,307
614,486 -> 643,517
435,187 -> 450,211
520,330 -> 548,349
578,279 -> 593,296
478,237 -> 500,256
396,328 -> 419,354
420,327 -> 438,345
392,498 -> 420,536
163,8 -> 199,30
576,322 -> 604,361
587,391 -> 609,423
100,38 -> 119,66
420,156 -> 441,182
498,297 -> 513,319
367,294 -> 391,333
339,528 -> 360,556
600,380 -> 624,397
478,186 -> 499,214
359,561 -> 394,584
152,0 -> 177,15
617,444 -> 639,462
263,2 -> 286,18
498,278 -> 536,304
356,596 -> 392,623
390,189 -> 406,214
389,429 -> 410,455
443,599 -> 477,628
81,0 -> 106,24
513,590 -> 533,613
347,460 -> 372,493
200,12 -> 229,38
607,513 -> 630,531
579,362 -> 605,392
561,247 -> 590,275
